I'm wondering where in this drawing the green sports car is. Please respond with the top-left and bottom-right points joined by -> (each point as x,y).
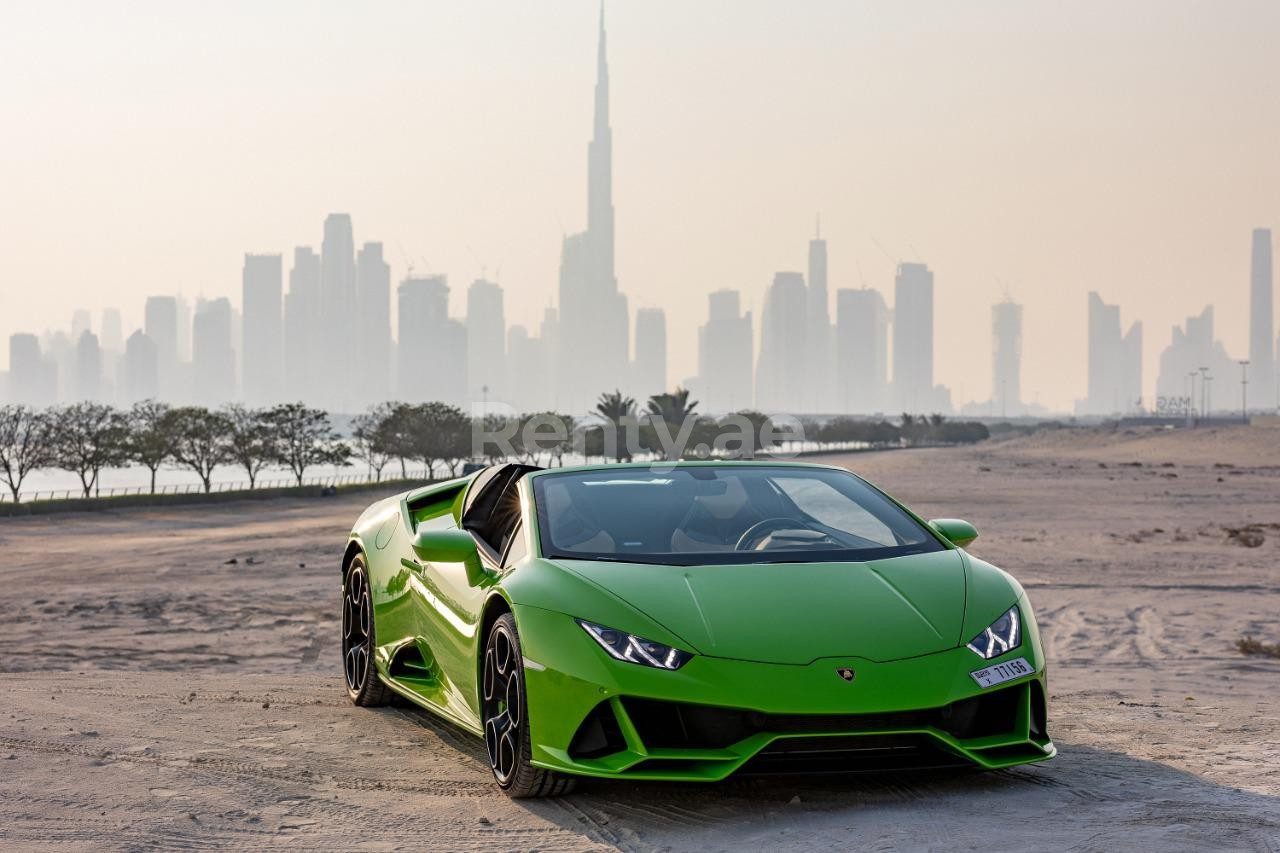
341,461 -> 1054,796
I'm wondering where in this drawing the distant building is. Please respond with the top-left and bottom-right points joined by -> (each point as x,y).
555,10 -> 629,413
100,309 -> 123,353
632,308 -> 667,400
74,331 -> 101,402
835,288 -> 888,414
1079,291 -> 1142,415
398,275 -> 466,405
122,330 -> 158,403
144,296 -> 180,402
1249,229 -> 1275,410
1155,306 -> 1238,414
696,290 -> 753,413
284,247 -> 321,406
506,325 -> 550,414
805,231 -> 833,412
242,253 -> 283,406
991,300 -> 1023,417
192,298 -> 235,405
466,279 -> 506,409
356,242 -> 391,408
756,272 -> 807,412
8,333 -> 56,407
891,262 -> 936,413
319,213 -> 356,412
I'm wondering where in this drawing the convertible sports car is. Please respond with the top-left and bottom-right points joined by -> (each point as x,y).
341,461 -> 1053,796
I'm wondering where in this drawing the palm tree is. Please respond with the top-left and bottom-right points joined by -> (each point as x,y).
595,389 -> 635,462
645,387 -> 699,424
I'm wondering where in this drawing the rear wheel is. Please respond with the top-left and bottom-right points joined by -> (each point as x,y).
343,555 -> 391,706
482,613 -> 575,797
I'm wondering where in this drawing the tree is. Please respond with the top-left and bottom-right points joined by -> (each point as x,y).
594,389 -> 635,462
0,405 -> 54,503
126,400 -> 176,494
263,403 -> 350,486
168,406 -> 232,493
351,403 -> 396,482
48,402 -> 130,498
222,405 -> 273,488
645,387 -> 699,423
407,402 -> 469,478
364,402 -> 418,479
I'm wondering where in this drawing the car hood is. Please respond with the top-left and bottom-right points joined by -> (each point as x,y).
550,550 -> 967,665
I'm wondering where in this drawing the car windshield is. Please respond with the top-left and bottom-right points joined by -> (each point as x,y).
532,466 -> 945,566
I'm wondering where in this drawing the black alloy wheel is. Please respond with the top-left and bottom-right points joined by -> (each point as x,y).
481,613 -> 575,797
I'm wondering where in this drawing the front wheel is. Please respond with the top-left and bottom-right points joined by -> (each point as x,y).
482,613 -> 575,797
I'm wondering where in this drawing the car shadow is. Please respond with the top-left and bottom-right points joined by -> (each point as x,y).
514,741 -> 1280,850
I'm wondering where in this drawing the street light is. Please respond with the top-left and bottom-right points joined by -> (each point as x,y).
1239,361 -> 1250,425
1199,367 -> 1209,421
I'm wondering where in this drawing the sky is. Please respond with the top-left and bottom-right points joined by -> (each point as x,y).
2,0 -> 1279,412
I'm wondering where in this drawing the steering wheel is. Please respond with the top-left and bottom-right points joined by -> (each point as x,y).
734,517 -> 820,551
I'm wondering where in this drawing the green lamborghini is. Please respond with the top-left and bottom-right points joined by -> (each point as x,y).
341,461 -> 1053,796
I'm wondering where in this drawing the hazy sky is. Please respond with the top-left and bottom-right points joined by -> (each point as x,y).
3,0 -> 1278,411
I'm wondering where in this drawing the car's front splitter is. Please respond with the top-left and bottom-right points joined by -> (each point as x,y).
514,603 -> 1054,782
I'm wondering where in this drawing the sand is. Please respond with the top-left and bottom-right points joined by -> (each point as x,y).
1,425 -> 1278,851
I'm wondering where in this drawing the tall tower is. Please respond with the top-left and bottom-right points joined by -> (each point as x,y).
242,253 -> 283,406
892,263 -> 935,413
557,5 -> 628,412
806,223 -> 832,412
1250,229 -> 1275,410
320,213 -> 356,412
991,300 -> 1023,417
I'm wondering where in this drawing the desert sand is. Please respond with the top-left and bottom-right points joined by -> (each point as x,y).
2,425 -> 1278,851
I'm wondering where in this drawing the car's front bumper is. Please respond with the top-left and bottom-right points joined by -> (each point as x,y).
513,599 -> 1054,782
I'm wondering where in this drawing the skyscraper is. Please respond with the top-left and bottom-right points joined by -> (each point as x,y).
1156,306 -> 1237,413
1079,291 -> 1142,415
805,229 -> 833,412
320,213 -> 356,411
284,247 -> 321,405
506,325 -> 550,415
242,253 -> 283,406
632,308 -> 667,399
122,330 -> 158,403
8,333 -> 56,407
398,275 -> 466,405
556,8 -> 629,412
466,279 -> 506,409
696,290 -> 753,413
835,288 -> 888,414
144,296 -> 179,401
74,331 -> 101,401
891,263 -> 935,413
756,272 -> 808,412
991,299 -> 1023,417
356,242 -> 391,408
1249,229 -> 1275,410
192,297 -> 235,405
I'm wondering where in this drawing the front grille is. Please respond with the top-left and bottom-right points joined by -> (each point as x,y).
566,683 -> 1031,763
620,685 -> 1023,751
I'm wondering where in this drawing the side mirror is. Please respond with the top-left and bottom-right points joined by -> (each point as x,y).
411,528 -> 491,585
930,518 -> 978,548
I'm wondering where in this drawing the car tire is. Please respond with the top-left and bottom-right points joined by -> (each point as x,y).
343,554 -> 392,707
482,613 -> 576,797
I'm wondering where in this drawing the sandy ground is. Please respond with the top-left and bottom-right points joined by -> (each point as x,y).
2,425 -> 1279,851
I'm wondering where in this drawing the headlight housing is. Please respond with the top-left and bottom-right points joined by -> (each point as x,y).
966,605 -> 1021,659
577,619 -> 693,670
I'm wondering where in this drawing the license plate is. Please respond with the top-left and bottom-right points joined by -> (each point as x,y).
970,657 -> 1034,688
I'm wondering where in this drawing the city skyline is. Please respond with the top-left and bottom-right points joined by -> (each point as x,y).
2,2 -> 1280,414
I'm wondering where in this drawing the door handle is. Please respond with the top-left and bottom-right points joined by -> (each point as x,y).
400,558 -> 425,575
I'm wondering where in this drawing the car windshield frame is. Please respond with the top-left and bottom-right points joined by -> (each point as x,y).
530,465 -> 947,566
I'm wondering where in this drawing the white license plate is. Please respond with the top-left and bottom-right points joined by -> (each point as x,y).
970,657 -> 1034,688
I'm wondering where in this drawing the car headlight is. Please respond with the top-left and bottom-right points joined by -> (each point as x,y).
577,619 -> 693,670
966,605 -> 1021,659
